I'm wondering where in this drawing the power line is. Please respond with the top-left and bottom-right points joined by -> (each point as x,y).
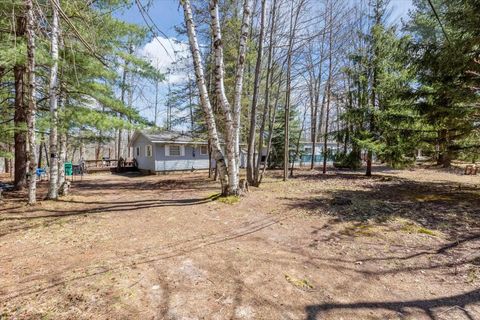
134,0 -> 174,62
49,0 -> 109,67
426,0 -> 450,44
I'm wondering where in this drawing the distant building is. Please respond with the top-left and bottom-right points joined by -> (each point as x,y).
128,131 -> 212,173
296,141 -> 340,165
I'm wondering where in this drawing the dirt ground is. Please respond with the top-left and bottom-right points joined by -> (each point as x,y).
1,166 -> 480,320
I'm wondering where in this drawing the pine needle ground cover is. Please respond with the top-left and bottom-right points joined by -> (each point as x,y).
1,167 -> 479,319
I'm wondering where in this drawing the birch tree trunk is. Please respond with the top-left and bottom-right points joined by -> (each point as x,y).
181,0 -> 230,195
211,0 -> 252,194
232,0 -> 252,172
48,0 -> 60,199
25,0 -> 37,205
246,0 -> 266,186
182,0 -> 251,195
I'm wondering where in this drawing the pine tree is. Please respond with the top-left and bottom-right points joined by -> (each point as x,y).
407,0 -> 480,167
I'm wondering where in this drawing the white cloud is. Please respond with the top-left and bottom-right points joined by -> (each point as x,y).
139,36 -> 191,84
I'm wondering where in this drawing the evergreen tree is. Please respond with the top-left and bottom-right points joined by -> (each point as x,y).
270,103 -> 301,168
407,0 -> 480,167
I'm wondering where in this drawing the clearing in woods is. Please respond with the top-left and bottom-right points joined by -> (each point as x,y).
1,167 -> 480,319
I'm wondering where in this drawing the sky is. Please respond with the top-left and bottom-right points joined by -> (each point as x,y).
114,0 -> 414,127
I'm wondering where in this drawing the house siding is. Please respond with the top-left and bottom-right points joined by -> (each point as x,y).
132,134 -> 155,171
154,144 -> 210,172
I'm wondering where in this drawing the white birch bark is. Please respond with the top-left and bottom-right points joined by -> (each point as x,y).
47,0 -> 60,199
181,0 -> 230,195
209,0 -> 238,194
232,0 -> 252,172
25,0 -> 37,205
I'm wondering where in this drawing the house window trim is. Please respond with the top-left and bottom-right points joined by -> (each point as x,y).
165,144 -> 184,157
136,146 -> 140,157
199,145 -> 208,156
145,144 -> 153,157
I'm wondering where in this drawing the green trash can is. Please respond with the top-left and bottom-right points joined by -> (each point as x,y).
65,162 -> 73,176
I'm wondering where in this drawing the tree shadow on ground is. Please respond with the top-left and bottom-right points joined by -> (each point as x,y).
286,172 -> 480,239
1,213 -> 288,302
0,195 -> 225,239
305,289 -> 480,320
0,197 -> 217,222
74,176 -> 218,192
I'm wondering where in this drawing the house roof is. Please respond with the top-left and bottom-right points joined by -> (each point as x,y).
129,130 -> 210,147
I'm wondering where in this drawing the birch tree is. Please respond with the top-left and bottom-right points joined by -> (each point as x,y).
181,0 -> 251,195
47,0 -> 60,199
25,0 -> 37,204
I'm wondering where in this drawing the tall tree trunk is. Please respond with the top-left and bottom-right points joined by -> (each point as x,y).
310,30 -> 326,170
38,134 -> 43,168
43,140 -> 49,167
246,0 -> 266,186
437,129 -> 451,167
154,75 -> 159,126
322,2 -> 333,175
181,0 -> 230,195
48,0 -> 60,199
283,0 -> 304,181
117,55 -> 129,164
210,0 -> 238,194
232,0 -> 252,173
4,145 -> 10,173
188,75 -> 194,131
13,13 -> 27,190
210,0 -> 251,194
25,0 -> 37,205
58,93 -> 66,190
366,0 -> 382,177
254,0 -> 277,186
259,67 -> 284,184
322,82 -> 331,174
290,106 -> 308,177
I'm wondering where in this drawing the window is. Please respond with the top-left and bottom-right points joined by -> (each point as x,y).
200,145 -> 208,155
166,145 -> 184,157
136,147 -> 140,157
304,147 -> 312,154
145,145 -> 152,157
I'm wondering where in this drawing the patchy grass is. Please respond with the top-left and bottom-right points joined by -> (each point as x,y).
217,195 -> 240,205
284,274 -> 314,290
206,192 -> 240,204
415,194 -> 453,202
401,222 -> 437,236
340,223 -> 379,237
